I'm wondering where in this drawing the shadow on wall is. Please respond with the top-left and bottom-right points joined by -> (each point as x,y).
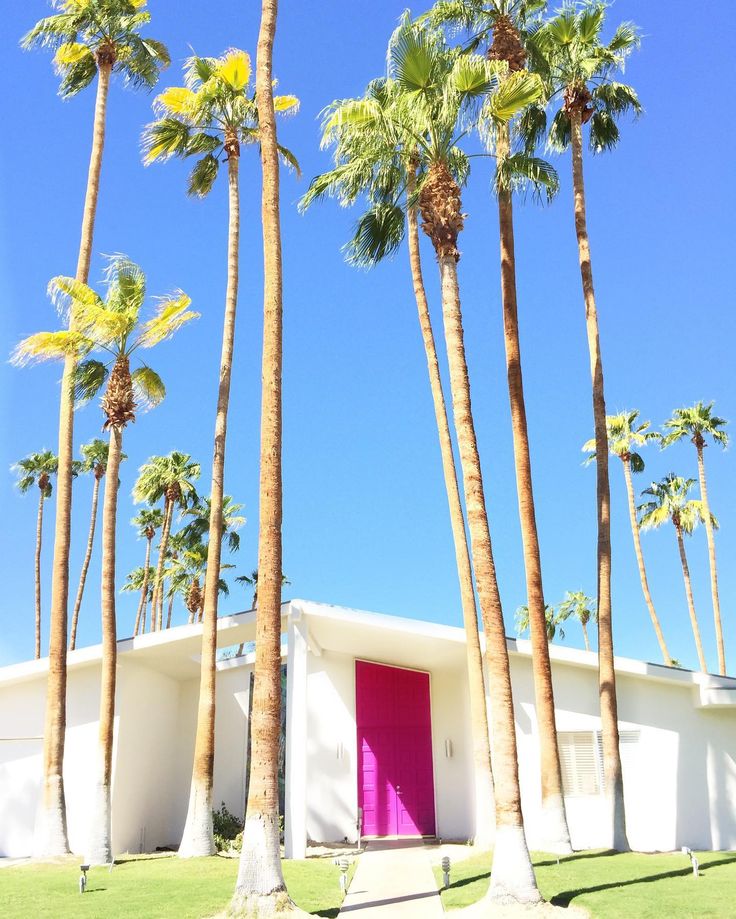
0,746 -> 41,856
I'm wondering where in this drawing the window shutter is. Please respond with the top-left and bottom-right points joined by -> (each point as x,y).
558,732 -> 601,796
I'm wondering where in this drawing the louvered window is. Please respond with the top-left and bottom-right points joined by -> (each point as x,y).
558,732 -> 602,796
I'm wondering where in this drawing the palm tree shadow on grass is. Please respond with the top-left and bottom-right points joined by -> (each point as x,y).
550,855 -> 736,907
534,849 -> 618,868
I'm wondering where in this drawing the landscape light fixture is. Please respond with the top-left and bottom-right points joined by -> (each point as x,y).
441,856 -> 451,889
79,864 -> 90,893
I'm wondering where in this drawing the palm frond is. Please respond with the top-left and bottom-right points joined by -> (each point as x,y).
73,358 -> 109,406
137,292 -> 198,347
187,154 -> 220,197
344,203 -> 405,267
131,365 -> 165,410
11,331 -> 90,366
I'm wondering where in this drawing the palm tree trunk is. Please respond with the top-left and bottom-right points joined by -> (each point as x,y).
34,490 -> 44,660
179,143 -> 241,858
496,123 -> 571,854
35,59 -> 112,858
437,253 -> 538,903
406,170 -> 495,847
133,536 -> 152,637
232,4 -> 302,913
621,458 -> 671,664
696,444 -> 725,674
166,592 -> 175,630
70,473 -> 102,651
581,621 -> 591,652
675,524 -> 708,672
150,498 -> 173,632
86,424 -> 123,865
571,112 -> 628,851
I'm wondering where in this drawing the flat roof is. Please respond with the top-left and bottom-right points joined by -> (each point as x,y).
2,599 -> 735,699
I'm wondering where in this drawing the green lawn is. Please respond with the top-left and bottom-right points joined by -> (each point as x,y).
433,848 -> 736,918
0,853 -> 356,919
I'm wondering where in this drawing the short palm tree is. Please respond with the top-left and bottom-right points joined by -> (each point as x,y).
13,450 -> 59,659
515,604 -> 564,642
13,255 -> 196,865
584,411 -> 671,664
181,495 -> 246,553
639,474 -> 713,673
22,2 -> 169,855
662,403 -> 728,674
231,2 -> 302,911
133,452 -> 201,631
143,48 -> 297,860
300,72 -> 497,847
69,439 -> 127,651
531,0 -> 641,852
122,564 -> 154,628
167,542 -> 232,626
428,0 -> 572,856
557,591 -> 597,652
130,507 -> 163,636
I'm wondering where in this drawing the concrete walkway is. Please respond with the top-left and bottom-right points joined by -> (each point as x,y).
339,840 -> 444,918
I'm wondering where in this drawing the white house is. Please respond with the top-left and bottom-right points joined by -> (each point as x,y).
1,598 -> 735,859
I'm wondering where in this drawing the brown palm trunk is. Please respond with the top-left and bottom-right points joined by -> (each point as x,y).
150,498 -> 173,632
696,443 -> 725,674
496,123 -> 571,854
233,3 -> 300,912
571,112 -> 628,851
86,424 -> 123,865
179,141 -> 241,860
70,471 -> 103,651
34,489 -> 45,660
621,458 -> 671,664
35,59 -> 112,858
166,592 -> 175,629
675,524 -> 708,672
133,535 -> 153,637
437,252 -> 538,902
406,169 -> 495,847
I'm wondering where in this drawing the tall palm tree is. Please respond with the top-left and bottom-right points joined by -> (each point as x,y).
14,255 -> 196,865
515,604 -> 564,642
300,77 -> 496,847
13,450 -> 59,659
333,21 -> 542,902
143,49 -> 297,860
662,403 -> 728,674
167,542 -> 232,626
583,411 -> 671,664
181,495 -> 246,553
639,474 -> 714,673
232,1 -> 302,912
69,439 -> 126,651
557,590 -> 597,652
130,507 -> 163,636
532,1 -> 641,851
133,452 -> 201,631
21,1 -> 169,856
428,0 -> 572,854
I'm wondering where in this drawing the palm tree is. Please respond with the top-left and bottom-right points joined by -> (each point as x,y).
662,403 -> 728,674
14,255 -> 196,865
330,21 -> 541,902
301,76 -> 496,850
532,1 -> 641,852
557,591 -> 597,652
181,495 -> 246,553
515,604 -> 564,642
130,507 -> 163,636
428,0 -> 572,854
143,49 -> 297,860
583,411 -> 671,664
232,2 -> 302,912
133,452 -> 201,632
69,439 -> 126,651
639,474 -> 713,673
21,1 -> 169,856
167,542 -> 232,626
122,565 -> 154,631
13,450 -> 59,659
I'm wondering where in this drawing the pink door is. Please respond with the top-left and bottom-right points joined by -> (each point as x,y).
356,660 -> 436,837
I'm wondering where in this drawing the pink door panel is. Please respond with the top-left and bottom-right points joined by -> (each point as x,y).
356,661 -> 436,837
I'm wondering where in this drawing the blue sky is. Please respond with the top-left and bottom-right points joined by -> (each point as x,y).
1,1 -> 734,671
